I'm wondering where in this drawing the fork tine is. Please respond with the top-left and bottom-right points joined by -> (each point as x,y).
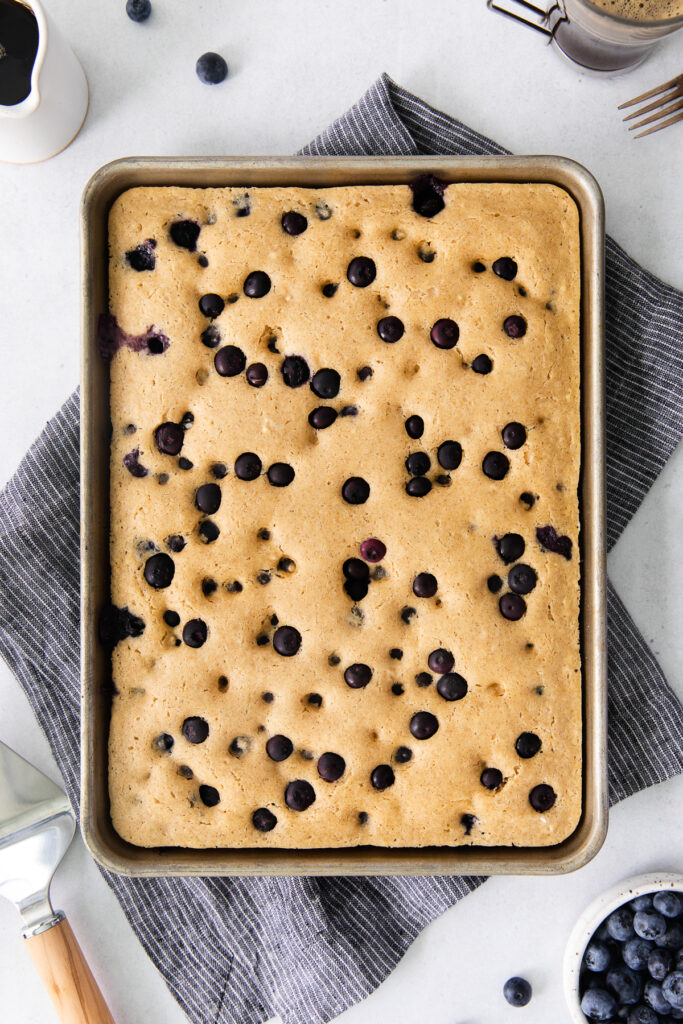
618,73 -> 683,110
634,110 -> 683,139
622,85 -> 683,122
627,96 -> 683,131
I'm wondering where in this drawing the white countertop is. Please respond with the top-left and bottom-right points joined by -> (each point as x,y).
0,1 -> 681,1022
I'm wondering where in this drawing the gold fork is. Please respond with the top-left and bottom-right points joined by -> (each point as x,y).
618,72 -> 683,139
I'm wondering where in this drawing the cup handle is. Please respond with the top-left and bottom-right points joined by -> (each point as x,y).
486,0 -> 564,38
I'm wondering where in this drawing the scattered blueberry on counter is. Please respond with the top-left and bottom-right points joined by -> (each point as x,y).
503,976 -> 532,1007
126,0 -> 151,23
196,51 -> 228,85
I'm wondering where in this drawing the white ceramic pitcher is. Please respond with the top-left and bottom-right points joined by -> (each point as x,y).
0,0 -> 88,164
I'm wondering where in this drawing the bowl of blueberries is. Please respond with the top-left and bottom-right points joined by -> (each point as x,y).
564,873 -> 683,1023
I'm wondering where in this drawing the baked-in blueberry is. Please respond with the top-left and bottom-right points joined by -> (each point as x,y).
405,477 -> 431,497
214,345 -> 246,377
307,692 -> 323,707
415,672 -> 432,688
182,716 -> 209,744
343,558 -> 370,581
266,734 -> 293,761
487,574 -> 503,593
389,648 -> 403,660
405,452 -> 431,477
360,538 -> 386,562
285,779 -> 316,811
196,51 -> 228,84
309,407 -> 338,429
357,366 -> 373,381
144,553 -> 175,589
311,368 -> 341,399
197,254 -> 209,268
123,449 -> 148,477
500,593 -> 526,620
482,451 -> 510,480
428,648 -> 454,673
580,988 -> 615,1022
281,355 -> 310,388
198,520 -> 220,544
278,557 -> 296,574
401,605 -> 417,623
166,534 -> 185,553
634,911 -> 668,941
520,491 -> 536,509
244,271 -> 271,298
537,525 -> 574,560
210,463 -> 228,480
344,663 -> 372,688
201,577 -> 217,597
163,610 -> 180,627
430,318 -> 459,349
344,578 -> 368,601
281,211 -> 307,235
201,324 -> 220,348
472,354 -> 493,375
273,625 -> 302,656
437,673 -> 468,701
370,764 -> 395,790
508,564 -> 537,595
347,256 -> 376,287
199,293 -> 225,318
341,404 -> 358,418
435,474 -> 451,487
492,257 -> 518,280
504,315 -> 527,338
321,283 -> 338,297
529,783 -> 556,812
405,415 -> 424,439
437,441 -> 462,471
395,745 -> 412,763
267,462 -> 295,487
246,362 -> 268,387
154,732 -> 173,752
199,784 -> 220,807
183,618 -> 207,648
515,732 -> 541,758
377,316 -> 404,343
410,174 -> 446,218
252,807 -> 277,832
235,452 -> 262,480
195,483 -> 221,514
126,241 -> 155,270
410,711 -> 439,739
317,752 -> 345,782
178,457 -> 193,470
413,573 -> 437,598
126,0 -> 151,22
502,421 -> 527,449
170,220 -> 200,251
497,533 -> 525,564
480,767 -> 503,790
653,891 -> 682,918
342,477 -> 370,504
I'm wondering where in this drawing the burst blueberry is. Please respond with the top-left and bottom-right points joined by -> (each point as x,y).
170,219 -> 200,251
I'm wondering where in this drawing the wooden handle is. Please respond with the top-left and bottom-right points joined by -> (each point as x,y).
24,917 -> 115,1024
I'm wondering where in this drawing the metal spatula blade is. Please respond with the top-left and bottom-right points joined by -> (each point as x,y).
0,738 -> 74,935
0,739 -> 115,1024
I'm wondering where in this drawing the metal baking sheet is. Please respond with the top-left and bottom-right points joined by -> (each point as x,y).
81,156 -> 607,876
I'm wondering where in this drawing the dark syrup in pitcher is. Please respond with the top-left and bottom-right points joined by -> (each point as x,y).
0,0 -> 39,106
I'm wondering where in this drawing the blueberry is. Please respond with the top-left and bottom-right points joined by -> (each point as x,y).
483,451 -> 510,480
267,462 -> 295,487
195,52 -> 228,85
503,977 -> 532,1008
183,619 -> 207,648
584,940 -> 612,973
487,574 -> 503,593
395,745 -> 412,763
199,784 -> 220,807
252,808 -> 277,832
309,406 -> 337,429
317,752 -> 345,782
178,456 -> 193,470
370,764 -> 395,790
405,477 -> 431,497
281,211 -> 307,235
202,577 -> 217,597
235,452 -> 262,480
607,966 -> 643,1006
653,892 -> 682,919
632,895 -> 655,912
163,610 -> 180,628
201,324 -> 220,348
281,355 -> 310,388
377,316 -> 404,343
657,920 -> 683,949
244,270 -> 271,298
182,716 -> 209,744
285,780 -> 316,811
428,648 -> 454,673
497,533 -> 525,564
360,538 -> 386,562
508,564 -> 537,595
536,525 -> 573,560
635,912 -> 668,941
405,415 -> 424,439
321,283 -> 338,297
126,0 -> 151,22
347,257 -> 376,287
430,318 -> 459,349
406,452 -> 431,476
521,491 -> 536,508
123,449 -> 148,477
343,558 -> 370,581
493,257 -> 518,280
437,441 -> 462,471
246,362 -> 268,387
480,767 -> 503,790
499,593 -> 526,620
389,648 -> 403,660
504,315 -> 527,338
357,366 -> 373,381
344,663 -> 372,689
472,354 -> 492,374
154,733 -> 173,752
307,693 -> 322,707
342,477 -> 370,504
342,405 -> 359,418
170,220 -> 200,251
410,174 -> 446,218
436,673 -> 468,701
663,972 -> 683,1010
266,734 -> 293,762
144,553 -> 175,589
623,939 -> 655,972
126,241 -> 155,270
502,422 -> 527,449
645,980 -> 673,1014
581,988 -> 617,1022
166,534 -> 185,553
471,261 -> 486,273
401,605 -> 417,623
515,732 -> 541,758
626,1006 -> 659,1024
272,626 -> 301,657
648,948 -> 673,980
311,368 -> 341,399
199,293 -> 225,318
410,711 -> 439,740
195,483 -> 221,514
197,254 -> 209,267
529,784 -> 556,812
413,572 -> 437,598
607,907 -> 636,942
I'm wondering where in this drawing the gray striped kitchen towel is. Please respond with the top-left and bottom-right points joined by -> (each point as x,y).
0,73 -> 681,1024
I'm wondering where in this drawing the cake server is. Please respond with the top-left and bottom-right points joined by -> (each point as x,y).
0,738 -> 114,1023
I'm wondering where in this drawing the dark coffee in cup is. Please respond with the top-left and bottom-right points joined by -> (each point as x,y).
0,0 -> 39,106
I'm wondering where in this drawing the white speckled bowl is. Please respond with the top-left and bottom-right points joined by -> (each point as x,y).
564,871 -> 683,1023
